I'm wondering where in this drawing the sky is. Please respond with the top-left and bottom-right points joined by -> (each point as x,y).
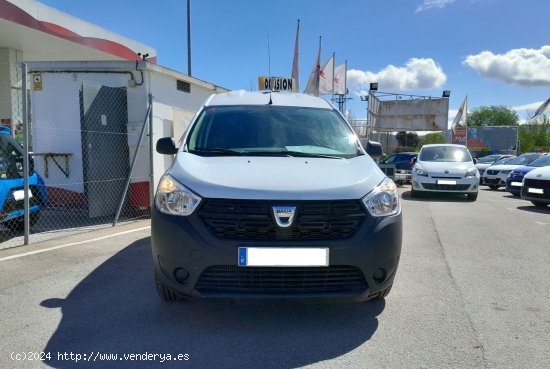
39,0 -> 550,125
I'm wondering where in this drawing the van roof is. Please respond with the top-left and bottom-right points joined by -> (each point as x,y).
205,91 -> 334,109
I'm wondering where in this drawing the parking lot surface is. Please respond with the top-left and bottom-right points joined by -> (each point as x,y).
0,188 -> 549,369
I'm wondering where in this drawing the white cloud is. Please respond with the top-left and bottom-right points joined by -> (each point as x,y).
415,0 -> 455,12
463,46 -> 550,86
348,58 -> 447,94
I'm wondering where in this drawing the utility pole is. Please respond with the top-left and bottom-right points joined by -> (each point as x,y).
187,0 -> 192,76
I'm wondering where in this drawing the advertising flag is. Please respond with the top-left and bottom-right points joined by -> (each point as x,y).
304,36 -> 321,96
333,62 -> 347,95
319,53 -> 334,96
451,96 -> 468,134
532,97 -> 550,118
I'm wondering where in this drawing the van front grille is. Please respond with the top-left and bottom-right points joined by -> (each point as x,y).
198,199 -> 367,240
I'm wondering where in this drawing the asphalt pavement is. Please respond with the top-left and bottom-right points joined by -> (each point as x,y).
0,187 -> 549,369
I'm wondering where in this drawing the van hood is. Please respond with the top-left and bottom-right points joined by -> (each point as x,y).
416,161 -> 475,176
167,153 -> 385,200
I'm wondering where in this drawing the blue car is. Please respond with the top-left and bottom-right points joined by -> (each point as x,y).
505,154 -> 550,196
0,130 -> 47,230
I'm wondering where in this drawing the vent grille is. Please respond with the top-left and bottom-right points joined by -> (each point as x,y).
198,199 -> 367,240
195,265 -> 368,294
421,183 -> 470,191
176,80 -> 191,93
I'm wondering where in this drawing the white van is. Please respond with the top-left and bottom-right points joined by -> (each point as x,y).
151,91 -> 402,302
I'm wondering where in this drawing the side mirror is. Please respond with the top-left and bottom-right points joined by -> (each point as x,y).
365,140 -> 383,157
156,137 -> 178,155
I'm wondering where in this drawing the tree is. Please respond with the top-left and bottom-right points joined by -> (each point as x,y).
419,132 -> 446,146
518,116 -> 550,153
467,105 -> 518,126
396,131 -> 419,148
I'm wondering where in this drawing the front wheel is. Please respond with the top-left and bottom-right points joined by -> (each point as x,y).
155,272 -> 183,302
488,185 -> 499,190
2,212 -> 41,231
370,285 -> 393,300
467,192 -> 478,201
531,201 -> 548,208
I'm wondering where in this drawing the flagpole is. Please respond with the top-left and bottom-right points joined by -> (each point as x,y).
331,52 -> 335,98
465,96 -> 468,148
291,19 -> 300,92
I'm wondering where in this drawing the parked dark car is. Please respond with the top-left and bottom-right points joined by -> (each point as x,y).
505,154 -> 550,196
378,152 -> 417,184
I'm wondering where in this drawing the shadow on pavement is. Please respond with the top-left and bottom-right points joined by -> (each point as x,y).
41,238 -> 384,369
516,205 -> 550,214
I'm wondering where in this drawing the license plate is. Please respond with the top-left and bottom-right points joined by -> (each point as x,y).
511,182 -> 523,187
238,247 -> 329,267
12,190 -> 33,201
437,180 -> 456,185
528,188 -> 543,194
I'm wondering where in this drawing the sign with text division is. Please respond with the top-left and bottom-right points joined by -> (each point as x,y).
258,77 -> 294,91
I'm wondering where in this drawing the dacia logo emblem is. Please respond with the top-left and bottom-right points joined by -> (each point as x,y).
444,170 -> 449,174
272,206 -> 296,228
537,174 -> 542,178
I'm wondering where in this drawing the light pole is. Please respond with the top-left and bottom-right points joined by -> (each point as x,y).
187,0 -> 192,76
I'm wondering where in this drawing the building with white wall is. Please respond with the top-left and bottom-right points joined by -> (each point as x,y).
26,60 -> 227,216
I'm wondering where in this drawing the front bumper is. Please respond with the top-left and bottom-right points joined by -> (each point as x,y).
394,170 -> 412,183
411,175 -> 478,194
521,179 -> 550,204
505,175 -> 524,194
151,202 -> 402,302
483,172 -> 510,187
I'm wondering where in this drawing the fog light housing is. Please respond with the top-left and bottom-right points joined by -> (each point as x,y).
173,267 -> 190,284
373,268 -> 386,283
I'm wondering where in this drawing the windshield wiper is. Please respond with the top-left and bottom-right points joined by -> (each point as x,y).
191,147 -> 243,156
282,151 -> 344,159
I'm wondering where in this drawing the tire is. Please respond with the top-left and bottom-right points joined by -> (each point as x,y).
155,272 -> 182,302
2,212 -> 41,231
370,285 -> 392,300
410,186 -> 418,198
488,185 -> 499,190
467,192 -> 478,201
531,201 -> 548,208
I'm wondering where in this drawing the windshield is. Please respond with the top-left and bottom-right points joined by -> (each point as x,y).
492,156 -> 515,165
505,154 -> 540,165
186,105 -> 359,159
528,155 -> 550,167
477,155 -> 502,164
418,146 -> 472,162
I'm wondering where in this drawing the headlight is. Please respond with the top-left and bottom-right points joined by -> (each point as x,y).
362,177 -> 400,217
155,175 -> 201,216
414,167 -> 428,177
465,168 -> 478,177
501,170 -> 511,175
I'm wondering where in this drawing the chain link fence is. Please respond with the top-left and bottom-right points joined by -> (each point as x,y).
0,62 -> 152,249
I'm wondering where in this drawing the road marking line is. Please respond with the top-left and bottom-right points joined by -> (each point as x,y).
0,226 -> 151,262
535,221 -> 550,226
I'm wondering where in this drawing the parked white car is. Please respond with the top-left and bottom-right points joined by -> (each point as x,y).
521,166 -> 550,207
411,144 -> 479,200
476,154 -> 514,184
482,153 -> 542,189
